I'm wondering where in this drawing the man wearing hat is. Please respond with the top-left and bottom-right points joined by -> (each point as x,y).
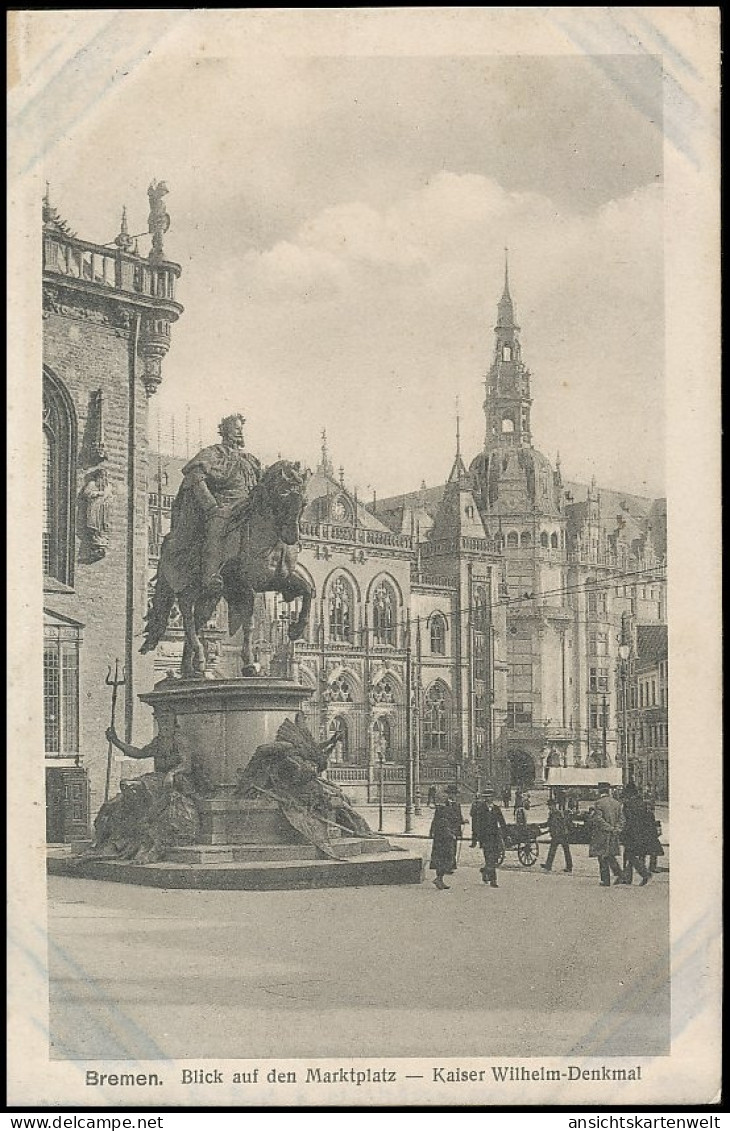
540,797 -> 573,874
589,781 -> 625,887
470,784 -> 507,887
428,784 -> 465,889
166,413 -> 262,597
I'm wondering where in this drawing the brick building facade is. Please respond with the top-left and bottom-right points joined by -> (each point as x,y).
42,192 -> 183,840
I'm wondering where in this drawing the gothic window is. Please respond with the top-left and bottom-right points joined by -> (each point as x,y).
541,532 -> 549,548
371,676 -> 396,705
328,674 -> 353,702
43,371 -> 76,585
501,416 -> 515,434
44,621 -> 80,757
372,579 -> 396,646
550,532 -> 559,549
430,614 -> 446,655
423,681 -> 450,752
520,531 -> 531,547
507,531 -> 519,549
473,587 -> 488,632
373,716 -> 392,761
328,576 -> 354,642
474,693 -> 487,730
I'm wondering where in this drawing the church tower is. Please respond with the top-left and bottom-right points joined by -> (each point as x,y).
483,252 -> 533,449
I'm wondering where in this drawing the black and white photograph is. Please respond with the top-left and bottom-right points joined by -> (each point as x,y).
7,7 -> 721,1110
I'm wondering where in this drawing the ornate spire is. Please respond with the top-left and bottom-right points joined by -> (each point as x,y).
42,182 -> 75,236
319,428 -> 334,477
496,247 -> 516,329
114,205 -> 134,252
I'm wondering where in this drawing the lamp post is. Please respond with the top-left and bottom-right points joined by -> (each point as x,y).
378,752 -> 385,832
618,643 -> 631,785
404,623 -> 414,833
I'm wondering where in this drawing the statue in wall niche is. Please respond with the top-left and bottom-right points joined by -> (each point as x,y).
82,468 -> 113,559
142,414 -> 313,678
235,713 -> 374,856
86,715 -> 209,865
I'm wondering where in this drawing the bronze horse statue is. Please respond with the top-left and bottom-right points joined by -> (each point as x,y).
142,460 -> 312,677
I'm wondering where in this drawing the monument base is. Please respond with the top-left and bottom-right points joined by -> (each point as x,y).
47,841 -> 424,890
47,675 -> 425,889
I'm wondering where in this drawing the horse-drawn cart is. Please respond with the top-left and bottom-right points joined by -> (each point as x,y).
496,816 -> 543,867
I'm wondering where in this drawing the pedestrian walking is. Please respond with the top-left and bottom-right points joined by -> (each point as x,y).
426,784 -> 437,808
471,784 -> 507,888
429,785 -> 464,889
621,782 -> 652,885
643,790 -> 665,872
540,798 -> 573,873
589,782 -> 626,887
502,785 -> 512,809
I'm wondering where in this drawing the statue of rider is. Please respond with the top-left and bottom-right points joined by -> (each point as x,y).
170,414 -> 262,598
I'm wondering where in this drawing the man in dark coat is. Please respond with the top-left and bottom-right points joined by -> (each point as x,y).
621,781 -> 652,884
589,782 -> 626,886
540,798 -> 573,873
429,784 -> 464,889
471,784 -> 507,887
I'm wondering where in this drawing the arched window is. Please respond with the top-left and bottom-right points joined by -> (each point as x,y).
550,532 -> 559,549
501,416 -> 515,434
372,579 -> 396,646
423,682 -> 450,752
329,716 -> 351,763
430,614 -> 446,655
328,576 -> 354,642
43,371 -> 76,585
502,344 -> 512,361
473,587 -> 487,632
373,717 -> 392,762
520,531 -> 532,547
540,531 -> 549,548
507,531 -> 519,549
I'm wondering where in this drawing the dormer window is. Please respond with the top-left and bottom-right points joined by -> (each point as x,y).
465,504 -> 474,519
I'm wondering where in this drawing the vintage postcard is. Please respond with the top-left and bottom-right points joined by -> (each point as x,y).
7,8 -> 721,1110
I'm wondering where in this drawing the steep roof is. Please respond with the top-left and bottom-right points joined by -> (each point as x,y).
635,624 -> 668,666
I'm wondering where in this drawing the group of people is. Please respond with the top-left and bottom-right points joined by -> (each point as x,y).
429,783 -> 507,889
585,780 -> 664,887
428,779 -> 664,890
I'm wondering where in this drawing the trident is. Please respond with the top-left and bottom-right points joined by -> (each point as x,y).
104,660 -> 126,803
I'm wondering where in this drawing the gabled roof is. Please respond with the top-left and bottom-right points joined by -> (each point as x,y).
636,624 -> 668,666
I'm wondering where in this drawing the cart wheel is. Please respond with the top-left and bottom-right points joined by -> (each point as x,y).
497,845 -> 505,866
517,840 -> 539,867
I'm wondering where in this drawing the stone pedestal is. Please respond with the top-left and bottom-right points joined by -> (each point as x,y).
139,676 -> 312,792
47,675 -> 424,889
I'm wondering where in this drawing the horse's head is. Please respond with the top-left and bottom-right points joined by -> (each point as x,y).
258,460 -> 309,545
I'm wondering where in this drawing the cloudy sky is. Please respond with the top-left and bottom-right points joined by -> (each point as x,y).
36,20 -> 665,498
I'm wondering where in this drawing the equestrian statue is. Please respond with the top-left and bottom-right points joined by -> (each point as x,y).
142,413 -> 312,677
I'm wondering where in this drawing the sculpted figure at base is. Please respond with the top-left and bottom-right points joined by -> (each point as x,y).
142,413 -> 313,678
89,717 -> 205,864
235,713 -> 374,857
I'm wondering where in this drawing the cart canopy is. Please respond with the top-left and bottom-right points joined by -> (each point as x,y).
546,767 -> 623,788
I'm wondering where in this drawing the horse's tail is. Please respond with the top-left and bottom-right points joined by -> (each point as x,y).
140,569 -> 175,654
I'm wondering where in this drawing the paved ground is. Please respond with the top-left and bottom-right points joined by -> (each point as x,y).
47,821 -> 669,1061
